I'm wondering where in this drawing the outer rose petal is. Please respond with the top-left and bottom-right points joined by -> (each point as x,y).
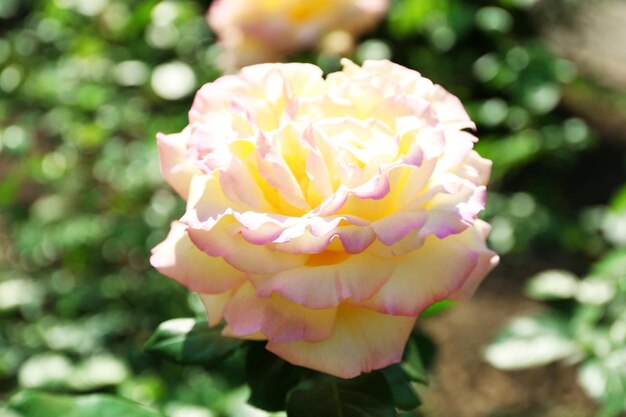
186,216 -> 305,274
370,210 -> 427,246
182,175 -> 245,228
199,290 -> 234,326
448,220 -> 500,300
222,326 -> 267,341
223,282 -> 336,343
267,305 -> 416,379
250,252 -> 395,309
190,63 -> 325,124
274,222 -> 376,255
156,128 -> 200,199
427,84 -> 476,130
189,74 -> 249,123
150,221 -> 246,294
240,63 -> 326,98
352,230 -> 482,316
450,149 -> 493,187
368,209 -> 469,258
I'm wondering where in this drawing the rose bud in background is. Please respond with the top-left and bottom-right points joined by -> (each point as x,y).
207,0 -> 388,70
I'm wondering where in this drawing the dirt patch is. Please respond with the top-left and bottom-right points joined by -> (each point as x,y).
418,259 -> 598,417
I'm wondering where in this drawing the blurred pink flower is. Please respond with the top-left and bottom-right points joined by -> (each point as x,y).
208,0 -> 388,70
151,59 -> 499,378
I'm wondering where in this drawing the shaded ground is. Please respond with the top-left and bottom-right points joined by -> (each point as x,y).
419,257 -> 598,417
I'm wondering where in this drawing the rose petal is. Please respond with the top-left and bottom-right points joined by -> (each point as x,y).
150,221 -> 246,294
426,84 -> 475,130
190,74 -> 249,123
267,305 -> 416,379
273,222 -> 375,255
353,232 -> 481,316
223,282 -> 336,343
449,149 -> 493,187
449,220 -> 500,300
219,155 -> 274,211
256,130 -> 309,210
156,128 -> 200,199
199,290 -> 235,326
182,175 -> 241,228
186,216 -> 305,274
222,326 -> 267,341
371,210 -> 428,246
250,252 -> 395,309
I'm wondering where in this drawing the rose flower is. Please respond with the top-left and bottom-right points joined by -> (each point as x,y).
208,0 -> 388,70
151,59 -> 499,378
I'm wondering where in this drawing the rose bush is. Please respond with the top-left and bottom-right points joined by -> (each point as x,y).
151,59 -> 499,378
208,0 -> 388,70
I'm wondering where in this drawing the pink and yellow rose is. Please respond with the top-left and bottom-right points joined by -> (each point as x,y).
151,59 -> 499,378
208,0 -> 388,70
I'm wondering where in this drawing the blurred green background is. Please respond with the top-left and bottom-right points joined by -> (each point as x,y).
1,0 -> 625,416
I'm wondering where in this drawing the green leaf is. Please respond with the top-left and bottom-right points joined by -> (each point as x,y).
575,277 -> 615,305
0,279 -> 44,311
388,0 -> 448,37
592,248 -> 626,279
484,314 -> 580,370
419,300 -> 455,317
474,131 -> 542,180
578,357 -> 626,417
69,354 -> 130,391
525,269 -> 579,300
381,365 -> 421,411
400,337 -> 429,385
9,391 -> 164,417
17,353 -> 73,390
286,373 -> 397,417
144,318 -> 241,366
609,183 -> 626,212
0,405 -> 21,417
245,342 -> 305,411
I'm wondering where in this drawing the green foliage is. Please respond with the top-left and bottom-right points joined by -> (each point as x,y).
0,0 -> 247,415
143,324 -> 431,416
484,314 -> 580,370
9,391 -> 164,417
245,343 -> 306,412
398,336 -> 429,385
419,299 -> 455,317
286,373 -> 397,417
144,318 -> 242,366
486,196 -> 626,416
609,183 -> 626,212
382,366 -> 422,411
525,269 -> 580,300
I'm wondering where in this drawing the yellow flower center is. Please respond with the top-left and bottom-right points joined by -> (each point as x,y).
305,250 -> 350,266
287,0 -> 334,22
